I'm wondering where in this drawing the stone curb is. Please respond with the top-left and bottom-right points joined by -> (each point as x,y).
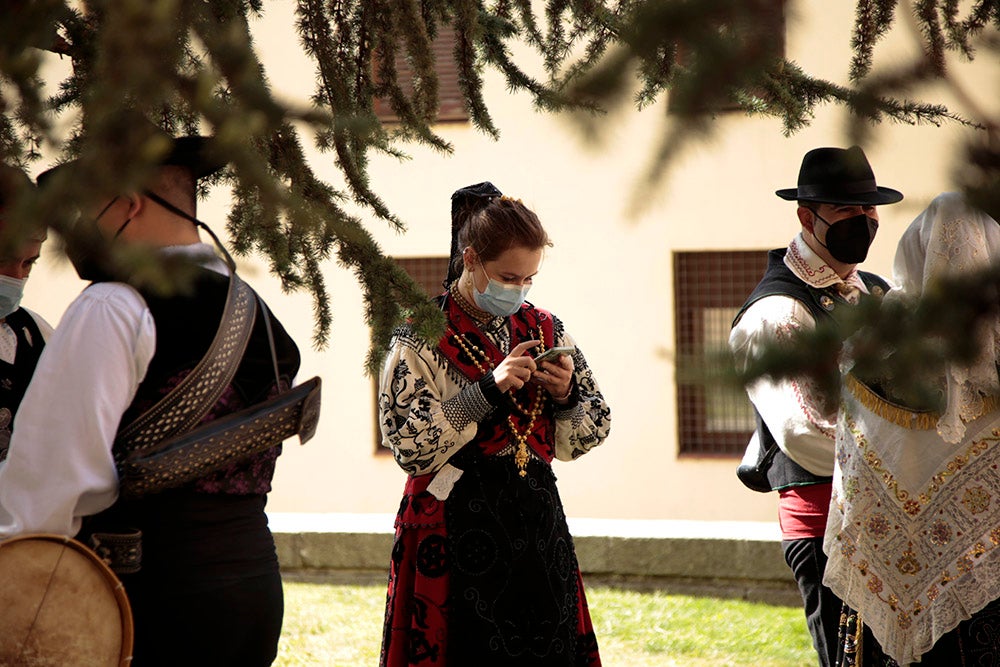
271,516 -> 798,605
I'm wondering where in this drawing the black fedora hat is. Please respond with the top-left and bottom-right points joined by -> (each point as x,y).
155,135 -> 226,180
775,145 -> 903,206
36,134 -> 226,188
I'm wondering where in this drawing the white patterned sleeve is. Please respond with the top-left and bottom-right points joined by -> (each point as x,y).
729,295 -> 837,476
550,318 -> 612,462
377,327 -> 500,476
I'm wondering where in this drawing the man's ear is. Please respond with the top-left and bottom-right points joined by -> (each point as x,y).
797,206 -> 816,235
124,192 -> 145,219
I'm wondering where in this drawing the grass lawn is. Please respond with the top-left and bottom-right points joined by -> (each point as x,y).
275,581 -> 815,666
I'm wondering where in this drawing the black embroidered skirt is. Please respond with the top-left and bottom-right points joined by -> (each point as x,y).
380,448 -> 601,667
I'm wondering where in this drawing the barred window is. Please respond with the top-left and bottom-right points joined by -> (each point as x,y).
674,250 -> 769,456
374,25 -> 469,123
393,256 -> 452,296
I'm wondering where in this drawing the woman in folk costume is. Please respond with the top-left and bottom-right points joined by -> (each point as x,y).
377,182 -> 611,667
824,192 -> 1000,665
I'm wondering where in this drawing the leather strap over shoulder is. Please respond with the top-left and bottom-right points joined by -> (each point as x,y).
121,376 -> 321,498
115,271 -> 257,456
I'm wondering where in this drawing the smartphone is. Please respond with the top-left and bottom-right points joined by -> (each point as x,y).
533,345 -> 576,364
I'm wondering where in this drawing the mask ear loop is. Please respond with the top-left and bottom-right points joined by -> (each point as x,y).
91,196 -> 129,238
809,209 -> 834,253
95,196 -> 119,222
144,188 -> 283,391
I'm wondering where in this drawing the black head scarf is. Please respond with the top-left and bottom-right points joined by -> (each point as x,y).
446,181 -> 502,287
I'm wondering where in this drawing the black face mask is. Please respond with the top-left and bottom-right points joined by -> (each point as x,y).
814,211 -> 878,264
69,197 -> 121,283
71,190 -> 234,283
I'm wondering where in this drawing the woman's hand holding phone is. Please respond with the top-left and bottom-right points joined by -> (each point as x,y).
494,341 -> 541,393
532,346 -> 575,403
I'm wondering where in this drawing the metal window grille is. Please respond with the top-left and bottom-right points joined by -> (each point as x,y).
674,250 -> 769,456
393,256 -> 452,297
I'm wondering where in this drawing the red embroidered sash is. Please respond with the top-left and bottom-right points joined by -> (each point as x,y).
437,294 -> 556,463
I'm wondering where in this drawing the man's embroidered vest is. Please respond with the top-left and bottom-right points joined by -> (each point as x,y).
117,267 -> 301,493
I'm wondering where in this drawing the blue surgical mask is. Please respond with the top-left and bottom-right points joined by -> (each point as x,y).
0,275 -> 26,320
472,266 -> 531,317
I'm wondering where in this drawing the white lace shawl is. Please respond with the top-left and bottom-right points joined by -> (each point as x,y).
890,191 -> 1000,443
825,387 -> 1000,665
823,193 -> 1000,664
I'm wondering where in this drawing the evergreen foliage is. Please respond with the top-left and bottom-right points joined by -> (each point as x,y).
0,1 -> 997,372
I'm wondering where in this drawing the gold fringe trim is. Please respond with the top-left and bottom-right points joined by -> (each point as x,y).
845,374 -> 939,430
845,374 -> 1000,431
983,394 -> 1000,419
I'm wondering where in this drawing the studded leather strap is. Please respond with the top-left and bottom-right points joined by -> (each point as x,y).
115,271 -> 257,456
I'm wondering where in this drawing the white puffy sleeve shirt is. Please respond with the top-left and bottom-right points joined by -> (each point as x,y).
729,294 -> 838,476
728,234 -> 873,477
0,282 -> 155,539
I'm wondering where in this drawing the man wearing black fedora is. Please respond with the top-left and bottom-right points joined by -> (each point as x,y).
0,132 -> 304,666
730,145 -> 903,667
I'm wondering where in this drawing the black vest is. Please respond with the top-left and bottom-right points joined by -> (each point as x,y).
0,308 -> 45,462
80,268 -> 303,583
116,267 -> 301,463
733,248 -> 890,491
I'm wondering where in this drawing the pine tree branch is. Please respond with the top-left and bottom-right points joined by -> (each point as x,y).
454,1 -> 500,138
295,0 -> 404,226
850,0 -> 898,80
913,0 -> 948,75
4,0 -> 998,366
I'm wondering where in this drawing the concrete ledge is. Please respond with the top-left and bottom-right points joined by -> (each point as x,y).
269,513 -> 799,605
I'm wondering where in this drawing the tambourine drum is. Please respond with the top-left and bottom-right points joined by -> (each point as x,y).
0,534 -> 133,666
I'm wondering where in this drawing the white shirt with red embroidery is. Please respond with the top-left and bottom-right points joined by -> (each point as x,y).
729,234 -> 874,477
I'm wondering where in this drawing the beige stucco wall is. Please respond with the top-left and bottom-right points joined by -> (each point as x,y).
25,2 -> 999,522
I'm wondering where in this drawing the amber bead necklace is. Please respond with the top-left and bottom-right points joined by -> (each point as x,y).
447,286 -> 547,477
